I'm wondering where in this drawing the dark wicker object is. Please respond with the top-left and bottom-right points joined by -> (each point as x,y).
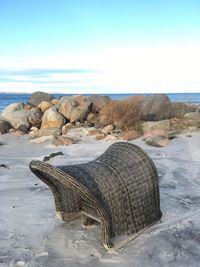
30,142 -> 162,251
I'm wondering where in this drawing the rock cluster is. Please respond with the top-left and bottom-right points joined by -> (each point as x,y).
0,91 -> 199,147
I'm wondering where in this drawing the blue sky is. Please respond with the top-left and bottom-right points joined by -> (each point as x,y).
0,0 -> 200,93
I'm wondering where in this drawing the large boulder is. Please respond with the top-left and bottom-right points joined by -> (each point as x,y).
57,97 -> 78,120
28,107 -> 43,128
88,95 -> 111,113
1,103 -> 30,130
171,102 -> 197,118
142,120 -> 170,138
38,101 -> 53,113
71,95 -> 88,106
27,91 -> 54,107
70,102 -> 92,123
41,108 -> 66,129
0,119 -> 12,134
140,94 -> 172,121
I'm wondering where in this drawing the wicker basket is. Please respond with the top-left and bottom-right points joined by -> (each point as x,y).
30,142 -> 162,251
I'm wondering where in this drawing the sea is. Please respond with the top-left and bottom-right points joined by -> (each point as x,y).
0,92 -> 200,112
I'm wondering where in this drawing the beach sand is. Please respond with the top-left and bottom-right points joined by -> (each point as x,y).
1,133 -> 200,267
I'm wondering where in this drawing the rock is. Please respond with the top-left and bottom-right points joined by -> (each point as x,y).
96,133 -> 106,140
145,136 -> 170,147
30,128 -> 61,139
88,129 -> 102,136
28,107 -> 42,128
41,108 -> 65,129
30,126 -> 38,131
58,97 -> 78,120
61,123 -> 74,135
87,113 -> 95,121
122,130 -> 140,141
171,102 -> 197,118
5,110 -> 30,130
27,91 -> 54,106
38,101 -> 53,113
71,95 -> 88,105
51,98 -> 59,105
142,120 -> 170,138
9,128 -> 16,133
17,124 -> 29,134
88,95 -> 111,113
30,135 -> 55,144
66,127 -> 89,138
0,119 -> 12,134
1,103 -> 24,122
140,94 -> 172,121
102,124 -> 114,134
43,151 -> 64,161
105,135 -> 119,142
70,102 -> 92,123
23,104 -> 32,111
184,112 -> 200,120
53,136 -> 76,146
170,117 -> 200,133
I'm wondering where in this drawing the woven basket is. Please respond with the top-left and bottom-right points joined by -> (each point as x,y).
30,142 -> 162,251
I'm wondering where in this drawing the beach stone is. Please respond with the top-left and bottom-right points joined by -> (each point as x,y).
38,101 -> 53,113
140,94 -> 172,121
66,127 -> 89,138
4,110 -> 30,130
142,120 -> 170,137
88,95 -> 111,113
70,102 -> 92,123
58,97 -> 78,120
102,124 -> 114,134
28,107 -> 42,128
39,128 -> 61,137
122,130 -> 140,141
105,135 -> 119,142
145,136 -> 170,147
88,129 -> 102,136
41,108 -> 65,129
53,136 -> 76,146
61,123 -> 74,135
0,119 -> 12,134
27,91 -> 54,106
17,124 -> 29,133
30,135 -> 55,144
96,133 -> 106,140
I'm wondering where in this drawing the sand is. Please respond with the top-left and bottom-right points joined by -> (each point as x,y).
1,132 -> 200,267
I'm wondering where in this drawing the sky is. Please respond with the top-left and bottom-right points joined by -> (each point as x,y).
0,0 -> 200,94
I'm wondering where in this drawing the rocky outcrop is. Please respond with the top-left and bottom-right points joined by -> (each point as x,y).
140,94 -> 172,121
57,97 -> 77,120
41,108 -> 65,129
0,119 -> 12,134
88,95 -> 110,113
27,91 -> 54,107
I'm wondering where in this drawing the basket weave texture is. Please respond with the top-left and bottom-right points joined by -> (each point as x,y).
30,142 -> 162,250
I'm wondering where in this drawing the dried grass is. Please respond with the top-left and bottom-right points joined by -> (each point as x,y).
100,96 -> 144,130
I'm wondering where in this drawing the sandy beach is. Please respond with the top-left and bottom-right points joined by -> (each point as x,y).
1,133 -> 200,267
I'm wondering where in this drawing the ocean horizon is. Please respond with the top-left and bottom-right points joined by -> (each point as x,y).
0,92 -> 200,112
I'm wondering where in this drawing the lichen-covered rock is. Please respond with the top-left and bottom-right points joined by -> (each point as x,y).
0,119 -> 12,134
41,108 -> 65,129
70,102 -> 91,123
140,94 -> 172,121
58,97 -> 78,120
27,91 -> 54,106
38,101 -> 53,113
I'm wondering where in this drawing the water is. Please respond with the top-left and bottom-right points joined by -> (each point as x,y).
0,92 -> 200,112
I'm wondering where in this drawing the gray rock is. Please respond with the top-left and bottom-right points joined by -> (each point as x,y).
145,136 -> 169,147
27,91 -> 54,106
140,94 -> 172,121
1,103 -> 24,121
28,107 -> 42,128
0,119 -> 12,134
88,95 -> 110,113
